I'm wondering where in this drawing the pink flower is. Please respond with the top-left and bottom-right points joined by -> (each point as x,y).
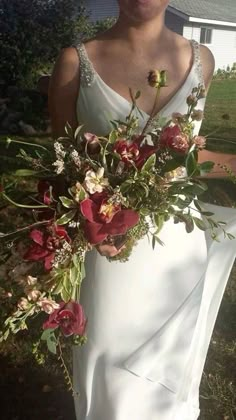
160,125 -> 189,154
80,192 -> 139,245
24,225 -> 70,271
43,301 -> 87,337
37,297 -> 60,314
193,135 -> 206,149
84,132 -> 101,154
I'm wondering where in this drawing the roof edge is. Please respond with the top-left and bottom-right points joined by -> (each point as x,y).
167,5 -> 236,27
167,6 -> 190,21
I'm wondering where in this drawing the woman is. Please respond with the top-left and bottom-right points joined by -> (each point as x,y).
49,1 -> 236,419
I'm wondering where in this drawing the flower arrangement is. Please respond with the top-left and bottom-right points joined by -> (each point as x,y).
0,70 -> 233,391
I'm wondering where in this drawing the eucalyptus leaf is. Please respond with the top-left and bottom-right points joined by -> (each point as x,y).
193,217 -> 207,231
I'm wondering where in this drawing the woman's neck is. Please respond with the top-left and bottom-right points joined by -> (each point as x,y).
106,14 -> 171,53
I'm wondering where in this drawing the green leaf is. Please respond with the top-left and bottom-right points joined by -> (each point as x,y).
41,329 -> 57,355
193,217 -> 207,231
41,328 -> 55,341
14,169 -> 40,177
57,209 -> 77,225
141,154 -> 156,172
59,196 -> 76,209
108,130 -> 118,144
64,122 -> 74,138
154,213 -> 165,234
186,151 -> 198,177
198,161 -> 215,175
74,125 -> 84,140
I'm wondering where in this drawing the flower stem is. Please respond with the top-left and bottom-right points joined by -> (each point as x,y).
57,336 -> 79,396
141,87 -> 161,135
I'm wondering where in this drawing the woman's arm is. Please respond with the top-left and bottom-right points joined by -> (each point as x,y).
48,47 -> 80,138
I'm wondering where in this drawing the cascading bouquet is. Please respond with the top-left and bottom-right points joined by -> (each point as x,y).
0,70 -> 233,390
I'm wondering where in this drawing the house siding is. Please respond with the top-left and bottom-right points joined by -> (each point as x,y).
86,0 -> 118,21
183,24 -> 236,69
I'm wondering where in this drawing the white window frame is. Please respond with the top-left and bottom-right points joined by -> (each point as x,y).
200,27 -> 213,44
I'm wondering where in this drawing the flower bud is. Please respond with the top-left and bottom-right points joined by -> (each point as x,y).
84,132 -> 101,154
187,94 -> 198,107
148,70 -> 167,89
198,87 -> 206,99
193,135 -> 206,149
191,109 -> 204,121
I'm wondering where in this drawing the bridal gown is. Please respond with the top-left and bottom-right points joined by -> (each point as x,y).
73,40 -> 236,420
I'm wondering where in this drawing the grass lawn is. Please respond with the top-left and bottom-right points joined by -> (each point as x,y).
0,79 -> 235,420
201,79 -> 236,153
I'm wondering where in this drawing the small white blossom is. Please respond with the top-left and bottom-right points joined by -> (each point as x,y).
83,167 -> 109,194
54,141 -> 66,158
70,149 -> 81,167
53,159 -> 65,174
26,275 -> 38,286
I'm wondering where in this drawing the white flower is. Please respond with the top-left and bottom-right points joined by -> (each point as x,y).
83,168 -> 109,194
26,275 -> 38,286
70,149 -> 81,167
24,287 -> 41,302
53,159 -> 64,174
54,141 -> 66,158
37,297 -> 60,314
18,297 -> 29,310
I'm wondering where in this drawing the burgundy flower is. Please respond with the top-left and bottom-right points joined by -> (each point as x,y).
113,139 -> 140,165
37,180 -> 55,221
43,301 -> 87,337
114,138 -> 157,169
24,225 -> 70,270
160,125 -> 189,154
80,192 -> 139,245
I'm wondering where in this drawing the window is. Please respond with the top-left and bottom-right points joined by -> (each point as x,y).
200,27 -> 212,44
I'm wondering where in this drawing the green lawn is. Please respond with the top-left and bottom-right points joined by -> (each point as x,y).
201,79 -> 236,153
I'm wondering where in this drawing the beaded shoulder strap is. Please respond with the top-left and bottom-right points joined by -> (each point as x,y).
191,40 -> 205,87
74,43 -> 95,87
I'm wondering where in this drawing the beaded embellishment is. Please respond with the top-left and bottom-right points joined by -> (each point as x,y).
74,43 -> 95,87
191,40 -> 205,87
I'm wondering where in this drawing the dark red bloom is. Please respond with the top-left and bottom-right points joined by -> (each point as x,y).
43,301 -> 87,337
24,225 -> 70,270
113,138 -> 157,169
37,181 -> 55,221
114,140 -> 140,165
80,192 -> 139,245
38,181 -> 52,205
160,125 -> 189,154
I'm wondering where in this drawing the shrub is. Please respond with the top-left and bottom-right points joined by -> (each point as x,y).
0,0 -> 92,89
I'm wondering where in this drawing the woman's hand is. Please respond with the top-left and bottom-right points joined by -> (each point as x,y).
96,243 -> 126,257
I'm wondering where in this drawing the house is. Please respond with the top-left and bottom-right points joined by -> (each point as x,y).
85,0 -> 236,70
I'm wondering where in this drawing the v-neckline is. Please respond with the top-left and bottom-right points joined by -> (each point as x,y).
81,40 -> 197,118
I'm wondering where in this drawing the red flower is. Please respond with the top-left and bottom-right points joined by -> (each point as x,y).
80,192 -> 139,245
37,181 -> 55,221
43,301 -> 87,337
114,138 -> 157,169
114,140 -> 140,165
24,225 -> 70,270
160,125 -> 189,154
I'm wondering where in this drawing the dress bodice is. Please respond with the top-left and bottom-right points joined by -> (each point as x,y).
75,40 -> 206,137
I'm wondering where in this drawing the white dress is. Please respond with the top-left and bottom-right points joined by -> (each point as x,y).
73,41 -> 236,420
